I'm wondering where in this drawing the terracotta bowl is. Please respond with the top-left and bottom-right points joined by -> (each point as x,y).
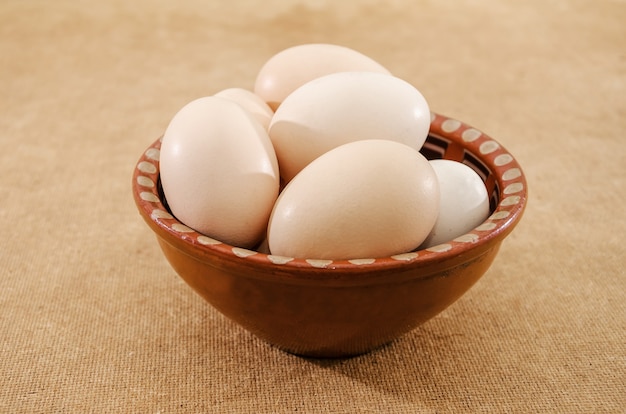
132,113 -> 527,358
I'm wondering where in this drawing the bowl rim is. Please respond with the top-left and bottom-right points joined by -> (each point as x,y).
132,112 -> 527,278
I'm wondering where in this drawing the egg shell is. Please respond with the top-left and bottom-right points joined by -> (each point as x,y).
254,43 -> 391,110
420,159 -> 490,248
213,87 -> 274,130
268,71 -> 431,183
267,139 -> 439,260
160,96 -> 280,248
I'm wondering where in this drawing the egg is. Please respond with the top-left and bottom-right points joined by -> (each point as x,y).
213,87 -> 274,130
267,140 -> 439,260
268,71 -> 431,183
160,96 -> 280,248
254,43 -> 391,110
419,159 -> 490,248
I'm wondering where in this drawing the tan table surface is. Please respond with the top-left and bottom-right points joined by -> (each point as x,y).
1,1 -> 624,412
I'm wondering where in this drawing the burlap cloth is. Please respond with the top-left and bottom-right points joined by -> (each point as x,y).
1,1 -> 624,412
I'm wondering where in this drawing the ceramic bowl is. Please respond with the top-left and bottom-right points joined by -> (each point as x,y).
132,113 -> 527,358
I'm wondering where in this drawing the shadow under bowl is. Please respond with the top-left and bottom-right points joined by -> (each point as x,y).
132,113 -> 527,358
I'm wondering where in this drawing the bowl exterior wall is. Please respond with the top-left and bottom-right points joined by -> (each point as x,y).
157,236 -> 500,357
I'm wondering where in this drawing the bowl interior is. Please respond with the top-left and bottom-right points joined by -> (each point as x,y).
133,113 -> 527,274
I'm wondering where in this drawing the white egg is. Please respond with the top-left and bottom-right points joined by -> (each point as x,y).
213,87 -> 274,130
254,43 -> 391,110
420,159 -> 490,248
160,96 -> 280,248
268,71 -> 431,183
267,140 -> 439,260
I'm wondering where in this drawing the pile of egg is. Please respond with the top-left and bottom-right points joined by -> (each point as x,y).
160,43 -> 489,260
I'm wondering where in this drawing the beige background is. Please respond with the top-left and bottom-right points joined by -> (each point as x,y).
1,0 -> 624,412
